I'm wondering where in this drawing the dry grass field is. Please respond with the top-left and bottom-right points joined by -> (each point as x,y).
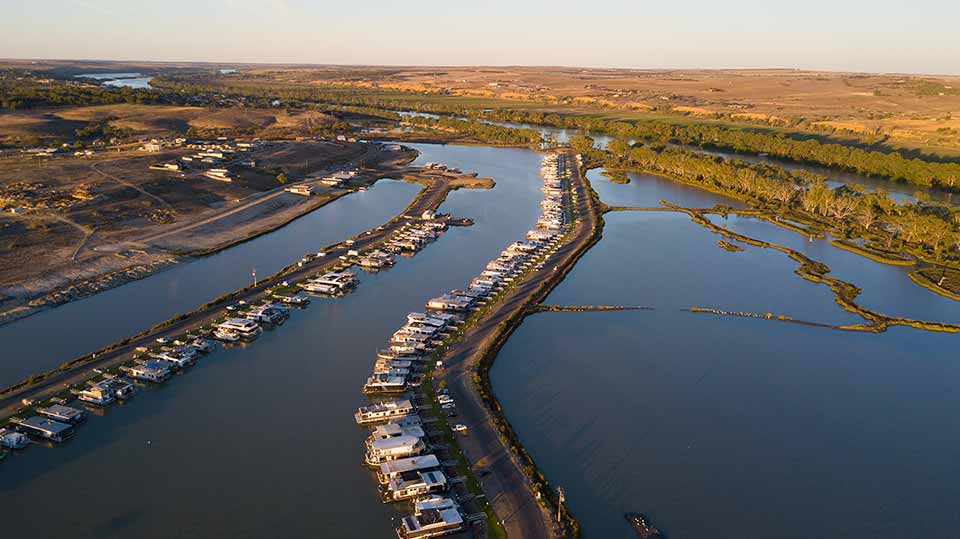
0,139 -> 371,314
236,65 -> 960,153
0,104 -> 339,146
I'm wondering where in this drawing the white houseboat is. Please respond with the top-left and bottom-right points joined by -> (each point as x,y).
365,434 -> 427,466
355,400 -> 415,425
0,427 -> 30,449
396,496 -> 465,538
216,318 -> 262,339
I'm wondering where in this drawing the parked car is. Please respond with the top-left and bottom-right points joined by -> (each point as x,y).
452,424 -> 468,433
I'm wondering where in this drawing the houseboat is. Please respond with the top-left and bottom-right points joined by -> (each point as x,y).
11,416 -> 75,443
383,470 -> 448,502
0,427 -> 29,449
369,420 -> 425,442
377,454 -> 441,485
150,351 -> 195,369
407,312 -> 455,329
216,318 -> 262,339
377,349 -> 425,362
76,379 -> 116,406
37,404 -> 86,424
244,304 -> 289,325
426,295 -> 472,312
355,400 -> 415,425
363,373 -> 409,394
129,361 -> 171,383
212,327 -> 240,342
103,376 -> 137,400
396,497 -> 464,538
273,292 -> 311,305
189,338 -> 216,354
365,434 -> 427,466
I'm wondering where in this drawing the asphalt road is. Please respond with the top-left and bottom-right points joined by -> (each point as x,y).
441,152 -> 600,539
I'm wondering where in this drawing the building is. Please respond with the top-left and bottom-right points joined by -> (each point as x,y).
204,169 -> 232,182
284,185 -> 313,196
320,171 -> 354,187
149,162 -> 183,172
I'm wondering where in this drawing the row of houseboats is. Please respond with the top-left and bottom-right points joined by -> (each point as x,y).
355,399 -> 468,538
1,165 -> 465,468
351,153 -> 575,537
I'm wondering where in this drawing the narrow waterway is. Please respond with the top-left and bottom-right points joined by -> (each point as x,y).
491,171 -> 960,539
0,143 -> 544,538
0,181 -> 422,388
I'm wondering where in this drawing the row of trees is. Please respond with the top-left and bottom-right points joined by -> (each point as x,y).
405,116 -> 542,145
491,109 -> 960,191
574,135 -> 960,262
0,81 -> 161,110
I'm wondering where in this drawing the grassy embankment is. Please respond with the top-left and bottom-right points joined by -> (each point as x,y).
909,267 -> 960,301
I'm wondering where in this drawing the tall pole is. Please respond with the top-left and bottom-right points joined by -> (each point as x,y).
557,486 -> 564,523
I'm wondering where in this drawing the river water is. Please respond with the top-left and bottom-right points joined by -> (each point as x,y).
4,139 -> 959,538
0,143 -> 544,537
76,73 -> 154,89
491,170 -> 960,538
0,181 -> 422,388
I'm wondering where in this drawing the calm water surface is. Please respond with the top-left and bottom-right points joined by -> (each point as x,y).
1,144 -> 544,537
76,73 -> 153,89
0,182 -> 421,387
491,172 -> 960,539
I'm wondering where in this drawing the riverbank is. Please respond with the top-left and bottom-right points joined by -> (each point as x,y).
0,163 -> 481,420
0,145 -> 418,328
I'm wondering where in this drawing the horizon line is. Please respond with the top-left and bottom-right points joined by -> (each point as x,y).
2,56 -> 957,79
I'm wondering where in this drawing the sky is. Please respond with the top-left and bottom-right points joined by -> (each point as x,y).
3,0 -> 959,75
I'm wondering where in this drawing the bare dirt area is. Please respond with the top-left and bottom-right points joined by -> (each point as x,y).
0,137 -> 409,325
0,104 -> 340,147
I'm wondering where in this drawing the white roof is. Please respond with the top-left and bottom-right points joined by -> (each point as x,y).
380,453 -> 440,476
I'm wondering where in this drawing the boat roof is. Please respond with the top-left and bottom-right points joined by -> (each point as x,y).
370,435 -> 422,451
224,317 -> 257,327
415,496 -> 457,512
140,361 -> 169,371
371,423 -> 425,440
18,416 -> 72,434
380,454 -> 440,475
39,404 -> 83,418
361,399 -> 413,413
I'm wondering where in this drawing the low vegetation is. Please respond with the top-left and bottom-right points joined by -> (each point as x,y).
571,136 -> 960,271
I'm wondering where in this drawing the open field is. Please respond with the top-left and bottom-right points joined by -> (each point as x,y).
0,104 -> 339,146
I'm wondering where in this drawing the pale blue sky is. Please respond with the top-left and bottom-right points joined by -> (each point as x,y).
3,0 -> 958,75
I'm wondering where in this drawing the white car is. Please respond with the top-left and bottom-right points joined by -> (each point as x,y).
441,402 -> 456,410
452,424 -> 468,433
